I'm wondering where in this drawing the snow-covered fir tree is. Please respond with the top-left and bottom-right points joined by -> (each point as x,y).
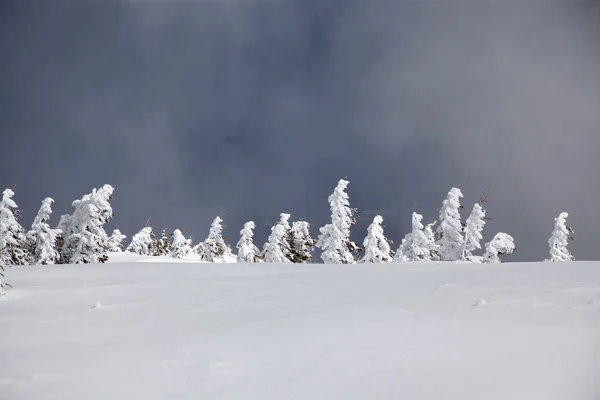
423,221 -> 441,261
548,212 -> 574,262
0,189 -> 29,266
107,229 -> 127,252
316,179 -> 361,264
197,216 -> 233,262
126,226 -> 156,255
274,213 -> 293,261
394,212 -> 431,262
262,213 -> 292,263
361,215 -> 392,263
54,214 -> 71,263
236,221 -> 260,263
436,187 -> 465,261
152,230 -> 171,256
59,184 -> 115,264
27,198 -> 62,265
169,229 -> 192,259
56,214 -> 71,234
287,220 -> 315,263
483,232 -> 515,263
462,203 -> 487,262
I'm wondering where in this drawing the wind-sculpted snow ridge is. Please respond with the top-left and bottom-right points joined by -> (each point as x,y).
1,259 -> 600,400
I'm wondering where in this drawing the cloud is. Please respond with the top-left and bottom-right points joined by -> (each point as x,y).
1,1 -> 598,260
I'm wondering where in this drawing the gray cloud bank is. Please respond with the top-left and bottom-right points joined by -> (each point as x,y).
1,1 -> 599,261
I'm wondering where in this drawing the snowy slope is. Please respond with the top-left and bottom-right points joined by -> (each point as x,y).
1,259 -> 600,400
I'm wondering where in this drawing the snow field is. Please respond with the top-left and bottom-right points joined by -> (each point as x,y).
1,259 -> 599,399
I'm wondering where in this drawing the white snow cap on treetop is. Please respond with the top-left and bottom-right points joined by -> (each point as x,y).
31,198 -> 54,227
1,189 -> 16,207
279,213 -> 291,228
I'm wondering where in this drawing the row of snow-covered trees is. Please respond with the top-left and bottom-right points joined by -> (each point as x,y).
0,179 -> 576,274
119,179 -> 574,265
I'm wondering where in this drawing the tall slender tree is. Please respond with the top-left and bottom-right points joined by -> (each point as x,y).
462,203 -> 487,262
316,179 -> 361,264
0,189 -> 29,266
548,212 -> 574,262
423,221 -> 441,261
436,187 -> 465,261
27,198 -> 62,265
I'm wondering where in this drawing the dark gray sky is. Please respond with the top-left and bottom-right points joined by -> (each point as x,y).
2,0 -> 599,261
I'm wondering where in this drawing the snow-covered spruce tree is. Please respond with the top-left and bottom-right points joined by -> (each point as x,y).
60,184 -> 115,264
152,230 -> 171,256
436,187 -> 465,261
483,233 -> 515,263
169,229 -> 192,259
274,213 -> 293,262
27,197 -> 62,265
287,220 -> 315,263
262,214 -> 292,263
316,179 -> 361,264
237,221 -> 261,263
462,203 -> 487,262
0,189 -> 30,266
394,212 -> 431,262
126,226 -> 156,255
548,212 -> 574,262
107,229 -> 127,252
423,221 -> 441,261
197,217 -> 233,262
53,214 -> 71,263
361,215 -> 392,263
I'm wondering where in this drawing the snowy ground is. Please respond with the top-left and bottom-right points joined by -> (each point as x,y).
1,256 -> 600,400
